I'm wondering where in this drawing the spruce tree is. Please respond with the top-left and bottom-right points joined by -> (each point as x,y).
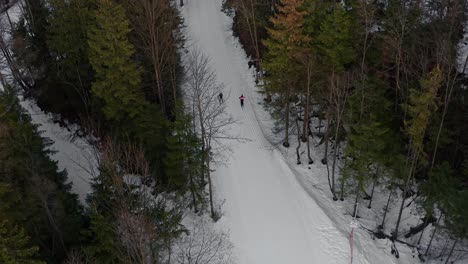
46,0 -> 96,116
393,66 -> 443,238
343,78 -> 395,210
87,0 -> 146,123
0,87 -> 83,263
316,4 -> 355,72
263,0 -> 310,147
0,219 -> 44,264
82,207 -> 122,264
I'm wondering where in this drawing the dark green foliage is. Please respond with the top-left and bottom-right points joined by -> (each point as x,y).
45,0 -> 96,118
0,87 -> 83,263
164,103 -> 204,192
0,218 -> 44,264
403,66 -> 443,166
343,77 -> 400,193
263,0 -> 309,93
444,189 -> 468,239
15,0 -> 50,71
420,162 -> 457,213
87,0 -> 146,123
316,4 -> 355,72
82,207 -> 122,264
85,137 -> 187,263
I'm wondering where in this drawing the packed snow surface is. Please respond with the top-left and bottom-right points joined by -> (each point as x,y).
180,0 -> 402,263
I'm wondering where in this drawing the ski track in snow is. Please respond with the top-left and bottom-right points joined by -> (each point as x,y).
179,0 -> 400,263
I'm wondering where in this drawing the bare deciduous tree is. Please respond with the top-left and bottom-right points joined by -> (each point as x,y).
96,137 -> 164,264
63,249 -> 96,264
175,220 -> 233,264
116,207 -> 156,264
128,0 -> 179,114
184,50 -> 236,220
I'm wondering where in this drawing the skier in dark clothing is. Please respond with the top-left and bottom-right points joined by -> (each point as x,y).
218,92 -> 223,103
239,94 -> 245,108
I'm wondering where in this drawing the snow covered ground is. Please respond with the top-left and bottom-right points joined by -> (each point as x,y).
19,99 -> 98,204
179,0 -> 417,263
0,0 -> 463,261
0,3 -> 98,205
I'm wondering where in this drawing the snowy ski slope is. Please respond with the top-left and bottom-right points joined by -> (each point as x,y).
179,0 -> 403,263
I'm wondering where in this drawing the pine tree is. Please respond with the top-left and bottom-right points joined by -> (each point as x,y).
87,0 -> 146,123
82,207 -> 123,264
0,219 -> 44,264
263,0 -> 310,147
343,78 -> 395,210
315,3 -> 356,199
393,66 -> 443,238
316,4 -> 355,73
46,0 -> 96,116
164,103 -> 203,193
0,86 -> 84,263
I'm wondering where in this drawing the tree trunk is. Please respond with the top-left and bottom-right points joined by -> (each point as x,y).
425,213 -> 443,256
318,116 -> 322,135
380,189 -> 393,229
353,183 -> 360,217
167,239 -> 172,264
430,73 -> 456,172
417,215 -> 430,245
189,169 -> 198,213
302,96 -> 308,142
393,152 -> 418,239
339,175 -> 345,201
197,98 -> 206,185
283,86 -> 290,147
305,67 -> 313,164
206,154 -> 215,219
321,118 -> 330,164
306,134 -> 313,164
331,140 -> 340,201
295,115 -> 301,165
5,9 -> 13,30
368,173 -> 377,209
444,238 -> 458,264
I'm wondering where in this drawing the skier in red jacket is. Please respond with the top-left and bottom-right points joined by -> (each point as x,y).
239,94 -> 245,108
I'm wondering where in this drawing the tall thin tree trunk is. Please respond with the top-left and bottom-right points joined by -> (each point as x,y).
302,96 -> 308,142
425,213 -> 443,256
167,239 -> 172,264
318,116 -> 322,135
430,74 -> 456,172
353,183 -> 360,217
331,139 -> 340,201
189,169 -> 198,213
206,155 -> 215,219
417,215 -> 430,245
322,118 -> 330,164
295,115 -> 301,165
380,189 -> 393,229
5,9 -> 13,30
393,152 -> 418,239
197,100 -> 206,185
283,86 -> 290,147
305,66 -> 312,164
444,238 -> 458,264
368,173 -> 377,209
306,134 -> 313,164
